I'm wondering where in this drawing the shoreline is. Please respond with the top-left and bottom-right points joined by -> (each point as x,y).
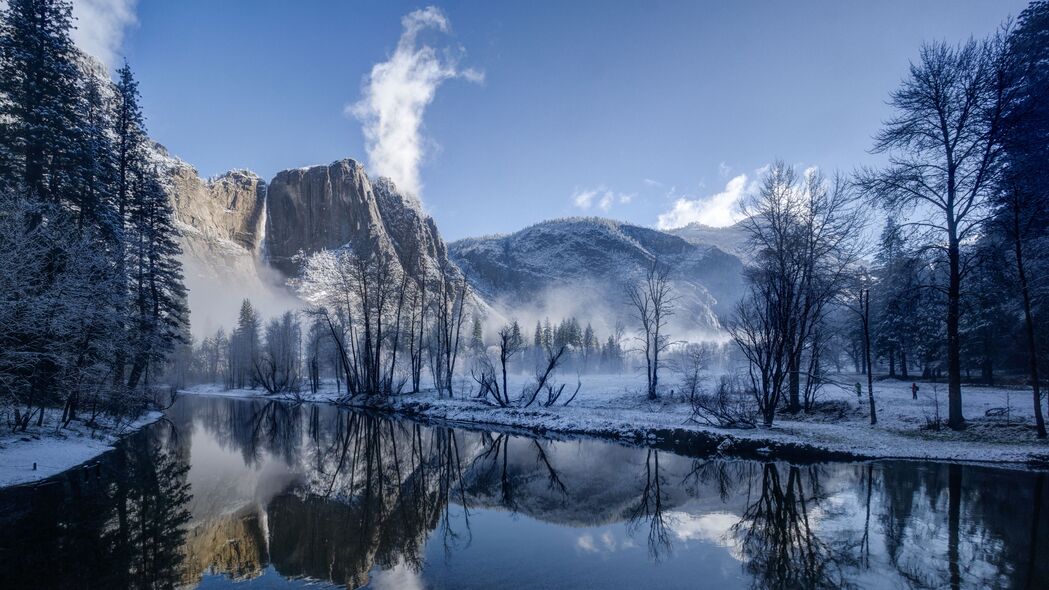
179,382 -> 1049,470
0,410 -> 164,489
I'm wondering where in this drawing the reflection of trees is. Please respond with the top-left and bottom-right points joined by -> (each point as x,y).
876,462 -> 1049,589
0,422 -> 193,590
464,433 -> 570,515
627,450 -> 672,561
264,411 -> 475,587
732,463 -> 853,590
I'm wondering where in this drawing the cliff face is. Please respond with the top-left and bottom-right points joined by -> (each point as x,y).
152,145 -> 293,337
166,160 -> 267,252
161,153 -> 454,335
265,159 -> 447,278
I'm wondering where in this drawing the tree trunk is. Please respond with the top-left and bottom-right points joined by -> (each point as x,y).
946,236 -> 965,430
900,348 -> 909,379
1014,228 -> 1047,438
864,290 -> 876,425
787,353 -> 801,413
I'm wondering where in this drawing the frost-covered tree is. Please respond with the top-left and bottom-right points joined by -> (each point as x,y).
0,0 -> 81,207
124,166 -> 188,389
300,249 -> 418,397
871,218 -> 920,378
0,0 -> 185,426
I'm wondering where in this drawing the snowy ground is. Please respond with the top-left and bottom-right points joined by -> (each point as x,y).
0,409 -> 163,488
180,373 -> 1049,466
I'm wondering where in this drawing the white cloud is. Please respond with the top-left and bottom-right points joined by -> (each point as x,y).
572,187 -> 635,213
70,0 -> 138,68
350,6 -> 481,198
656,173 -> 754,229
368,559 -> 425,590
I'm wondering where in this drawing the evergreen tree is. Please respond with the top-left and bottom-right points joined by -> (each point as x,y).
0,0 -> 81,207
871,218 -> 918,377
470,313 -> 484,354
231,300 -> 261,388
125,167 -> 188,389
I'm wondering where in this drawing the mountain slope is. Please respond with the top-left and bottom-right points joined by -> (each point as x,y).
449,217 -> 745,337
665,221 -> 750,261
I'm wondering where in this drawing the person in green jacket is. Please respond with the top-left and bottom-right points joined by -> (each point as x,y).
855,382 -> 862,398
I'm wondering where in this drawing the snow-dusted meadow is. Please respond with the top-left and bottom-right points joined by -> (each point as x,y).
181,372 -> 1049,466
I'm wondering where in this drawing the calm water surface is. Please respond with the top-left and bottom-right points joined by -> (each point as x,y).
0,394 -> 1046,589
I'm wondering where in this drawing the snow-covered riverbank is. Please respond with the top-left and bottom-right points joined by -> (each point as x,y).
180,374 -> 1049,467
0,410 -> 163,488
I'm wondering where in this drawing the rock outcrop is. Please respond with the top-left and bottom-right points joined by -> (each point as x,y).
265,159 -> 448,278
168,167 -> 267,252
160,154 -> 455,336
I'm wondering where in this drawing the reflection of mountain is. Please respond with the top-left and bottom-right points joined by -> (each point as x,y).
1,396 -> 1047,590
181,506 -> 268,585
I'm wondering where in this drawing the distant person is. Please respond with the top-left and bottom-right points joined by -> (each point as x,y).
911,382 -> 919,400
855,382 -> 862,398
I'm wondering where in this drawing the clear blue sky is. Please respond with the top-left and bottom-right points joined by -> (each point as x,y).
117,1 -> 1027,241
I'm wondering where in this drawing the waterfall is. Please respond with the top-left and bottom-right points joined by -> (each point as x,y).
256,186 -> 269,263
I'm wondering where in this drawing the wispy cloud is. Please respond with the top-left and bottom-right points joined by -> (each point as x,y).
572,187 -> 634,213
70,0 -> 138,68
350,6 -> 482,198
656,173 -> 755,229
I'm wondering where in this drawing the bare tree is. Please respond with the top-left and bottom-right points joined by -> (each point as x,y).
429,260 -> 470,398
522,346 -> 577,408
729,290 -> 790,427
731,163 -> 863,425
473,321 -> 524,407
627,259 -> 676,400
857,38 -> 1012,430
299,248 -> 410,398
253,312 -> 303,396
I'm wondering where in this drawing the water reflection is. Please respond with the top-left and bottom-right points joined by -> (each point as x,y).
0,395 -> 1046,589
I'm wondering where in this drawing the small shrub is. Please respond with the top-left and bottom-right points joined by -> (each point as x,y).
690,375 -> 757,429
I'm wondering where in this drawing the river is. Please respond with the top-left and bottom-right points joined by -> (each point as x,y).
0,394 -> 1045,589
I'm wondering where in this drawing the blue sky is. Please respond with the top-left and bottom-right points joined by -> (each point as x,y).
88,1 -> 1029,240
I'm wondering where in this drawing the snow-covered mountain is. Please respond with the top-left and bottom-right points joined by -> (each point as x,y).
665,221 -> 751,261
449,217 -> 746,337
